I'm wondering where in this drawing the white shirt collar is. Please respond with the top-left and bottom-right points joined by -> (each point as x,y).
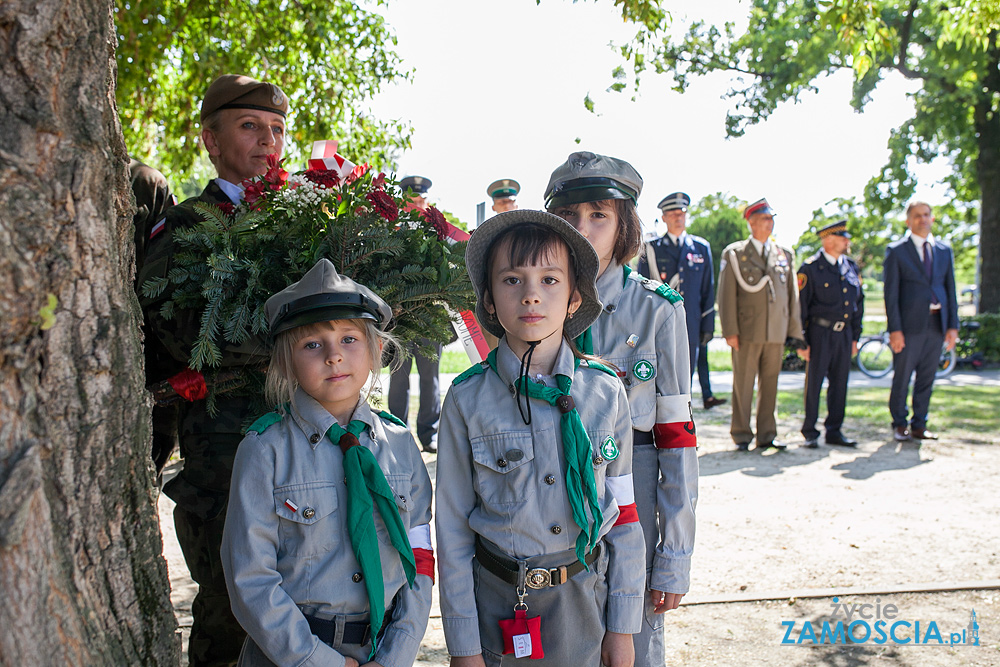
666,231 -> 685,245
749,237 -> 768,256
214,178 -> 244,204
821,250 -> 842,266
907,230 -> 935,250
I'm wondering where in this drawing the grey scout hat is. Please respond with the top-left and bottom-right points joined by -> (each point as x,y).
265,258 -> 394,338
465,210 -> 602,340
544,151 -> 643,209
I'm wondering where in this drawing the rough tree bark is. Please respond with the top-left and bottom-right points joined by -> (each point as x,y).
975,37 -> 1000,315
0,0 -> 178,664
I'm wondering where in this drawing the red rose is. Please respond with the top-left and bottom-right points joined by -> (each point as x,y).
345,162 -> 371,186
366,189 -> 399,222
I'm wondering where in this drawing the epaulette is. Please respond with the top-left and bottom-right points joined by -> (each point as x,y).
247,411 -> 283,434
377,409 -> 407,427
579,359 -> 618,378
803,255 -> 817,264
626,271 -> 683,304
452,361 -> 489,386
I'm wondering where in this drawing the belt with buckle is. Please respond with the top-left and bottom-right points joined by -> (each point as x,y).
811,317 -> 848,332
305,607 -> 392,646
475,537 -> 601,589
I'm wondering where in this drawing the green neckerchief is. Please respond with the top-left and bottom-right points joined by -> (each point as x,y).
328,419 -> 416,657
485,348 -> 603,565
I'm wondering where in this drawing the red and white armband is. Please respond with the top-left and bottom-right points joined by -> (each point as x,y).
606,474 -> 639,526
408,523 -> 435,581
652,394 -> 697,449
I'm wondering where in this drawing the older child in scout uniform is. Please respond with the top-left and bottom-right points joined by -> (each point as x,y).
221,259 -> 434,667
546,152 -> 698,667
436,210 -> 646,667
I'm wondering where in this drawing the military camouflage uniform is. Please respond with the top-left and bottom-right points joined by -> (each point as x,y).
139,179 -> 266,667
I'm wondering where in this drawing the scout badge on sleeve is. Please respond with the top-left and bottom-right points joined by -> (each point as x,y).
499,589 -> 544,659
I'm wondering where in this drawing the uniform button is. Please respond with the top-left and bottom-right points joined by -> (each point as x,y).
509,385 -> 516,396
593,454 -> 605,465
544,474 -> 556,485
679,278 -> 684,283
844,301 -> 849,306
843,288 -> 848,293
824,283 -> 829,288
605,304 -> 616,313
309,434 -> 321,444
302,507 -> 316,519
497,458 -> 508,468
352,572 -> 363,583
550,525 -> 562,535
844,314 -> 849,319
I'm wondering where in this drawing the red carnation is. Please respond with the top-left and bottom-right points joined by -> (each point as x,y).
423,206 -> 449,241
366,189 -> 399,222
303,169 -> 340,188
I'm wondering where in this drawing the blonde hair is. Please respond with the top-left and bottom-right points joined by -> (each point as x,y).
265,318 -> 402,412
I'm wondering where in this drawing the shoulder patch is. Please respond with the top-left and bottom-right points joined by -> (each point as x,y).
797,272 -> 807,290
248,411 -> 283,434
653,282 -> 683,304
377,409 -> 407,427
452,361 -> 489,386
579,359 -> 618,378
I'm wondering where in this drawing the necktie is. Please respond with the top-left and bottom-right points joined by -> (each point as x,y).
328,420 -> 416,656
760,242 -> 767,260
923,242 -> 939,305
486,349 -> 603,566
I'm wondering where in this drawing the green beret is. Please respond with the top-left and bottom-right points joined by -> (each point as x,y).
201,74 -> 289,121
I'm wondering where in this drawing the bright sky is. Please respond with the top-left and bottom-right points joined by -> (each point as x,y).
367,0 -> 947,245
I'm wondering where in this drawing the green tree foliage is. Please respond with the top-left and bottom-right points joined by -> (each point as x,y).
687,192 -> 747,279
608,0 -> 1000,312
794,198 -> 978,284
115,0 -> 411,183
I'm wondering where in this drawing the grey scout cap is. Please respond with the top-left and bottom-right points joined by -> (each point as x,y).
544,151 -> 643,209
265,258 -> 394,338
465,210 -> 602,340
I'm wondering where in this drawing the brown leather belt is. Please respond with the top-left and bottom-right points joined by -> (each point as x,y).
475,537 -> 601,590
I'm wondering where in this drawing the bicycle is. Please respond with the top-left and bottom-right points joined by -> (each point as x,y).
856,322 -> 977,379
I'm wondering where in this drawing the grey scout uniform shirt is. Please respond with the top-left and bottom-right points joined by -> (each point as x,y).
718,238 -> 803,344
221,390 -> 433,667
591,264 -> 698,594
435,338 -> 646,657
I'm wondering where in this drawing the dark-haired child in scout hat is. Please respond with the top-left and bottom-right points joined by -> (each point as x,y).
545,152 -> 698,667
487,178 -> 520,214
221,258 -> 435,667
436,210 -> 646,666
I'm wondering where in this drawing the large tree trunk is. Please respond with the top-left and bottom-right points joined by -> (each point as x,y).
0,1 -> 178,664
976,37 -> 1000,315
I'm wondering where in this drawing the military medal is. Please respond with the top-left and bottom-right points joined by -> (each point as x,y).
600,436 -> 620,461
626,334 -> 639,348
633,359 -> 655,381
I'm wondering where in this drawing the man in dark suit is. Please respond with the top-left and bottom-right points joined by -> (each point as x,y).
883,201 -> 959,441
638,191 -> 726,409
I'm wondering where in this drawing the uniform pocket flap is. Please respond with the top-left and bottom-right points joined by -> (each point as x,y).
470,431 -> 535,474
273,482 -> 338,525
386,473 -> 414,512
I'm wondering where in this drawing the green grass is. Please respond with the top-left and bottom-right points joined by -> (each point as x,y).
696,384 -> 999,442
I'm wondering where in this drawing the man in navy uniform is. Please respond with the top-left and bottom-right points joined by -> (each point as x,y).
883,201 -> 959,441
390,175 -> 443,452
638,192 -> 725,408
487,178 -> 519,214
796,220 -> 864,448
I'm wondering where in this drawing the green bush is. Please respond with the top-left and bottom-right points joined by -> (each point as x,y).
965,314 -> 1000,362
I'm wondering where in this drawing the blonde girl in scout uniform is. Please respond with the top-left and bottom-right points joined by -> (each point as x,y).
221,259 -> 434,667
545,152 -> 698,667
436,210 -> 646,667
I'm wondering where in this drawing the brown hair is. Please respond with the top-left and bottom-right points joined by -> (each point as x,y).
547,199 -> 643,264
265,318 -> 401,412
905,201 -> 933,217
